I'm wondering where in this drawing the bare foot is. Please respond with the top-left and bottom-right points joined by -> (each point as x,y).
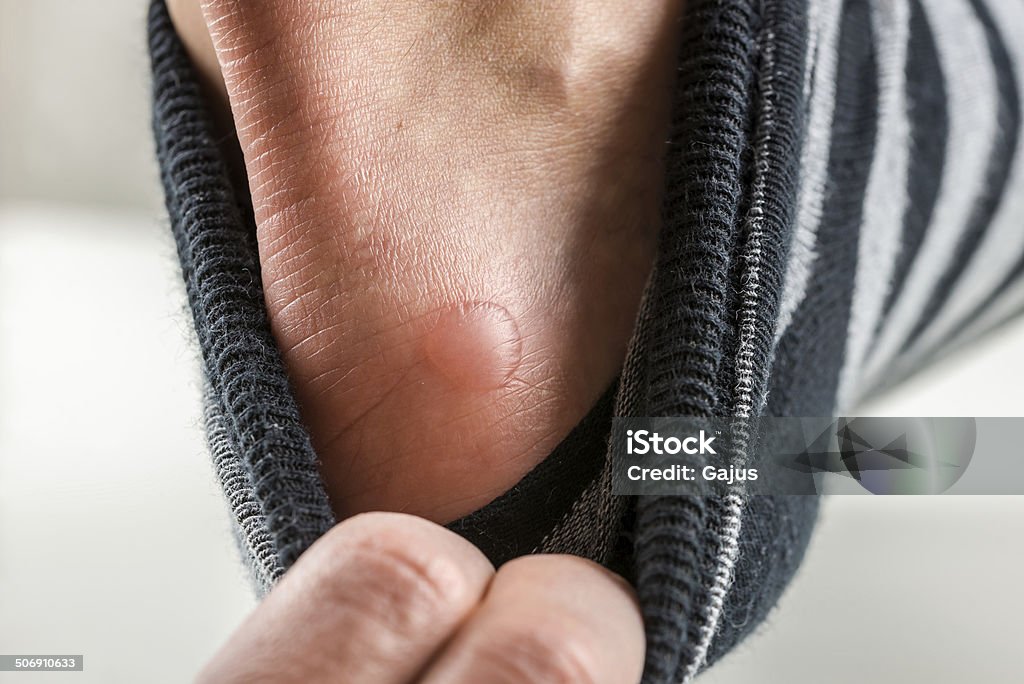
169,0 -> 681,522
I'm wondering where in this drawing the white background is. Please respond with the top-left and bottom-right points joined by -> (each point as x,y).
2,2 -> 1022,682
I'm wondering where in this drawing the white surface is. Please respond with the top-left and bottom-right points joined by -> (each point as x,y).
0,205 -> 255,683
0,0 -> 161,210
1,204 -> 1022,683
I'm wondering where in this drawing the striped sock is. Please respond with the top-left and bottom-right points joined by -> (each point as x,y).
148,0 -> 1024,681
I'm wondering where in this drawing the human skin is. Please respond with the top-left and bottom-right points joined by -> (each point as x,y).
168,0 -> 683,523
167,2 -> 680,679
198,513 -> 645,683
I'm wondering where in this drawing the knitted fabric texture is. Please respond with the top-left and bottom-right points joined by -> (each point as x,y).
149,0 -> 1024,681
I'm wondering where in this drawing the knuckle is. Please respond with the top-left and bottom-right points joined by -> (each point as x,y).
315,515 -> 474,633
473,623 -> 601,684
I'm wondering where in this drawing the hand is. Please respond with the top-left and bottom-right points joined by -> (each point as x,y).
198,513 -> 645,683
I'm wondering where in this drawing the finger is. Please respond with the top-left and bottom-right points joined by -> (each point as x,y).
418,554 -> 645,684
197,512 -> 495,684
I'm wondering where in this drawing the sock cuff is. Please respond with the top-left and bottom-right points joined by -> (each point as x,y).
148,0 -> 1024,681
